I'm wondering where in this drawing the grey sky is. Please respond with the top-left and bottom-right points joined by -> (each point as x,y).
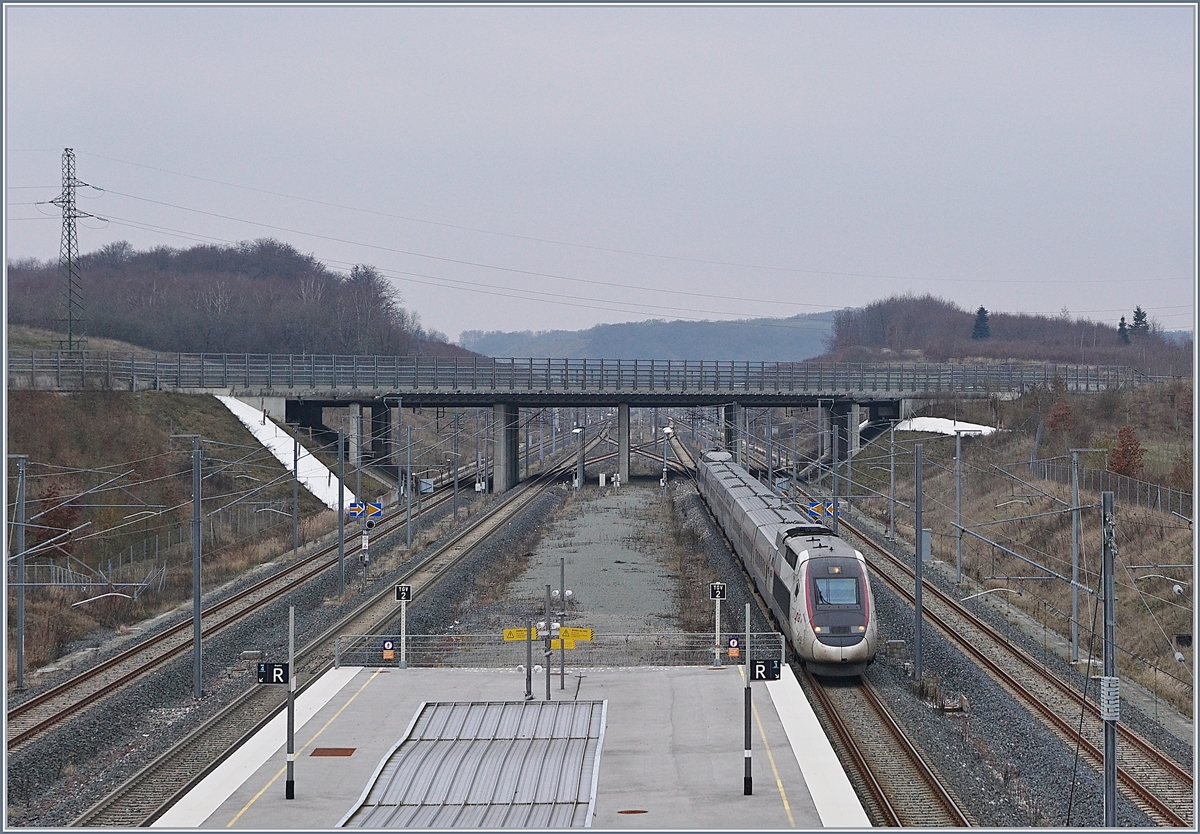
4,4 -> 1195,342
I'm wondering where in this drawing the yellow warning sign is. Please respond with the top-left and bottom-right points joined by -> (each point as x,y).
382,649 -> 395,661
503,627 -> 539,641
550,638 -> 577,650
559,627 -> 593,641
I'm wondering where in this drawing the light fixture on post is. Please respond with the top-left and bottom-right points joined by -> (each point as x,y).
572,426 -> 584,489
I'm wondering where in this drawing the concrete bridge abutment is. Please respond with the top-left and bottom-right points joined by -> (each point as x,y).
493,403 -> 520,493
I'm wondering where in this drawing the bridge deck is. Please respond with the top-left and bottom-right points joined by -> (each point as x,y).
8,352 -> 1137,406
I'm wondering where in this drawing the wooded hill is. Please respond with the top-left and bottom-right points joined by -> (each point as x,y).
6,239 -> 469,357
460,311 -> 838,361
827,294 -> 1191,377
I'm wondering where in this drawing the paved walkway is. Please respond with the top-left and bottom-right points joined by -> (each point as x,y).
154,664 -> 868,829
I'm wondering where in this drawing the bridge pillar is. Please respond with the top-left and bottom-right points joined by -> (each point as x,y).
371,403 -> 389,461
286,400 -> 325,432
390,405 -> 403,466
723,404 -> 741,463
829,401 -> 862,459
618,404 -> 630,485
493,403 -> 520,493
346,403 -> 363,468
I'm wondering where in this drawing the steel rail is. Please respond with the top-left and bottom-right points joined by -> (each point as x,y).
828,510 -> 1193,828
5,483 -> 465,750
70,448 -> 596,827
705,445 -> 1189,827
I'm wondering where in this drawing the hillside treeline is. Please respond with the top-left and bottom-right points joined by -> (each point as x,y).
460,310 -> 839,361
6,239 -> 454,355
828,295 -> 1191,377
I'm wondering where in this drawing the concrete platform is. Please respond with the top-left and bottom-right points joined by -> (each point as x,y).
154,664 -> 868,829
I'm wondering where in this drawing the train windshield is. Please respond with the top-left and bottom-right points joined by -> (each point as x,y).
814,577 -> 859,606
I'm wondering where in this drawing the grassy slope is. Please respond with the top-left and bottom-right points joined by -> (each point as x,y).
850,388 -> 1193,713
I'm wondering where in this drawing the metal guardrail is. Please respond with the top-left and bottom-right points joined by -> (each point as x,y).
333,632 -> 786,669
7,351 -> 1141,395
1031,459 -> 1193,520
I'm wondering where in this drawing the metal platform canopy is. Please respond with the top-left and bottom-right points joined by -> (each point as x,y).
339,700 -> 608,829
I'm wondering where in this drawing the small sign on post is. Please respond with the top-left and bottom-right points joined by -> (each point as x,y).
257,662 -> 290,684
709,582 -> 727,600
395,584 -> 412,602
750,658 -> 781,681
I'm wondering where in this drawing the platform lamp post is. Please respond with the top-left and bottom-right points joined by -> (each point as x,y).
1101,491 -> 1117,827
405,426 -> 413,551
338,428 -> 345,598
573,425 -> 584,490
288,424 -> 299,557
913,444 -> 924,683
661,426 -> 673,485
954,431 -> 962,584
11,455 -> 27,690
169,434 -> 205,700
452,410 -> 461,520
1070,448 -> 1106,663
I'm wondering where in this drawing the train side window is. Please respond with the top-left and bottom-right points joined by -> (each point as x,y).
783,546 -> 798,570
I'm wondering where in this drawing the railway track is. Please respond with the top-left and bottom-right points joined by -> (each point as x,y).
682,440 -> 1191,826
801,669 -> 973,827
6,482 -> 462,752
841,516 -> 1193,827
72,450 -> 590,827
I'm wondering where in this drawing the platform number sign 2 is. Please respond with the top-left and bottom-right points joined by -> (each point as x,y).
709,582 -> 727,601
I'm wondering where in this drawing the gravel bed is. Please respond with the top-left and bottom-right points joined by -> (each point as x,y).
674,480 -> 1156,827
5,476 -> 1183,828
840,511 -> 1193,771
6,493 -> 471,828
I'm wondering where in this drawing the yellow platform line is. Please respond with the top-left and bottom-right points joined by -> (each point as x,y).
738,665 -> 795,827
226,668 -> 384,827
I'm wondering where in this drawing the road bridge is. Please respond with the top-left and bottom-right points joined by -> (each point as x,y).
9,351 -> 1139,492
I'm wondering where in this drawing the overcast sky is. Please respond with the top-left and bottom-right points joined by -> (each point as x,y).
4,4 -> 1196,342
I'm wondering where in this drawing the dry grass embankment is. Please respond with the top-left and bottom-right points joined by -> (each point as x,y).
851,403 -> 1193,715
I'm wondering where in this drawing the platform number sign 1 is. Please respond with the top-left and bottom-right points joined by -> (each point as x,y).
709,582 -> 727,601
257,662 -> 289,684
395,584 -> 412,602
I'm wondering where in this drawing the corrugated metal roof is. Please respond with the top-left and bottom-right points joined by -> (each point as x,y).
339,700 -> 607,828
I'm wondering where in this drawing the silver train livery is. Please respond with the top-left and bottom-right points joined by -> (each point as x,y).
697,451 -> 878,676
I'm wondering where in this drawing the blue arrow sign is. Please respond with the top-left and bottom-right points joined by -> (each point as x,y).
367,502 -> 383,517
806,501 -> 839,519
348,502 -> 366,518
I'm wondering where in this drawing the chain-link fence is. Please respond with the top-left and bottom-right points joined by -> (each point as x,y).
334,632 -> 786,669
1031,459 -> 1192,520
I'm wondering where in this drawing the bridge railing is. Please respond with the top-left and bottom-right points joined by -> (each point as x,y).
6,351 -> 1141,394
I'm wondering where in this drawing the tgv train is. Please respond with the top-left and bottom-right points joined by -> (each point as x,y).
697,451 -> 878,676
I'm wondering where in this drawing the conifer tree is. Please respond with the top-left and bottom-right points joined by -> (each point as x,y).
1130,306 -> 1149,336
1117,316 -> 1130,344
971,306 -> 991,340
